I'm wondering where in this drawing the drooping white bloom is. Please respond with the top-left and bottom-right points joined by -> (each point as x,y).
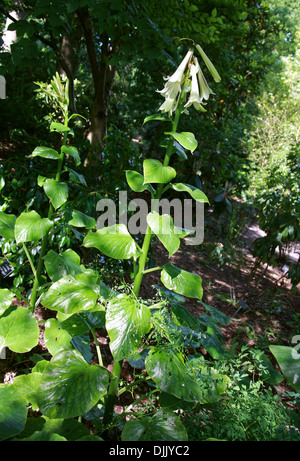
157,50 -> 193,115
184,61 -> 206,112
194,57 -> 215,101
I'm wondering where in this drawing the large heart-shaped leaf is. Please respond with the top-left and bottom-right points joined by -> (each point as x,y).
121,410 -> 188,441
0,211 -> 16,239
43,179 -> 68,210
12,371 -> 44,412
146,348 -> 228,403
269,345 -> 300,392
145,348 -> 207,402
147,212 -> 180,257
14,415 -> 92,441
143,159 -> 176,184
171,183 -> 209,203
0,306 -> 39,353
44,249 -> 84,282
0,288 -> 14,315
0,385 -> 28,441
68,210 -> 96,229
83,224 -> 141,261
14,211 -> 53,243
161,263 -> 203,299
42,270 -> 100,315
36,350 -> 109,419
31,146 -> 61,160
166,132 -> 198,153
106,294 -> 151,361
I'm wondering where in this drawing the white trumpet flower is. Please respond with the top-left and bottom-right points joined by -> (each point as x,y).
195,57 -> 215,101
184,61 -> 206,112
157,50 -> 193,115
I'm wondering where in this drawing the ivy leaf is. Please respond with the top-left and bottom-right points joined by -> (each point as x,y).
36,350 -> 109,419
106,294 -> 151,361
161,262 -> 203,299
14,211 -> 53,243
83,224 -> 141,260
143,159 -> 176,184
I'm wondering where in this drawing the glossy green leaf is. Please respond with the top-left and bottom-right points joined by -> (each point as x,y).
50,122 -> 70,133
147,211 -> 180,256
121,410 -> 188,441
145,348 -> 207,402
146,348 -> 228,403
166,132 -> 198,152
106,293 -> 151,361
61,145 -> 81,166
63,167 -> 87,186
143,113 -> 171,125
14,415 -> 91,441
143,159 -> 176,184
43,179 -> 68,210
14,211 -> 53,243
83,224 -> 141,260
0,306 -> 39,353
44,249 -> 84,282
36,350 -> 109,419
171,183 -> 209,203
68,210 -> 96,229
161,262 -> 203,299
31,146 -> 61,160
18,431 -> 67,441
44,318 -> 74,357
0,289 -> 14,315
0,211 -> 16,239
269,345 -> 300,392
125,170 -> 151,192
12,372 -> 43,411
42,270 -> 100,315
0,386 -> 28,441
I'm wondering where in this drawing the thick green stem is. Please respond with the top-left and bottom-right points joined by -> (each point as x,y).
29,117 -> 68,311
103,360 -> 122,426
132,104 -> 182,298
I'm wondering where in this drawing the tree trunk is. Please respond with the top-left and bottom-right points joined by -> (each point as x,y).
77,8 -> 117,168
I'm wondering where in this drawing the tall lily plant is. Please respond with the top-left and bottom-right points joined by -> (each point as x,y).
0,47 -> 231,442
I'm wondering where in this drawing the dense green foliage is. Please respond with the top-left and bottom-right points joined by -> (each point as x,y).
0,0 -> 299,443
